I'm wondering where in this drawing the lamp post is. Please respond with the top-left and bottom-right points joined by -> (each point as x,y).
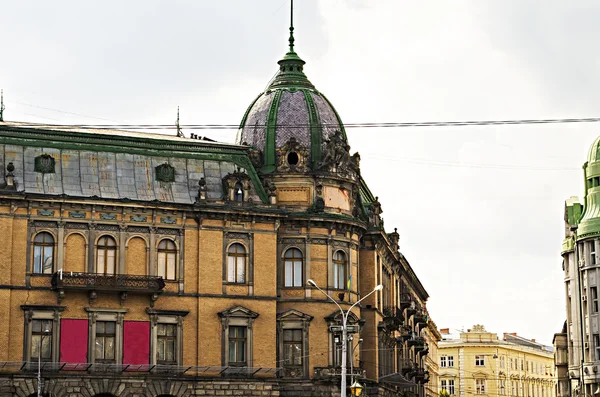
308,279 -> 382,397
37,323 -> 51,397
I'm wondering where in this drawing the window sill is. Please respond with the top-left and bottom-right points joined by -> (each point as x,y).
31,273 -> 53,277
223,282 -> 249,286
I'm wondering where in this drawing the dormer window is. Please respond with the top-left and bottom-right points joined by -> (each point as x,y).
234,182 -> 244,202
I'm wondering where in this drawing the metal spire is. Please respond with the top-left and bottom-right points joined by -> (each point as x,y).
288,0 -> 295,53
0,89 -> 4,122
176,106 -> 184,137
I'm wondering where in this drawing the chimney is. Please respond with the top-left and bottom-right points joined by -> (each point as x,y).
440,328 -> 450,334
531,339 -> 536,343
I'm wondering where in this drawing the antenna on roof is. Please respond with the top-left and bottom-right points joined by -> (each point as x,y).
0,89 -> 5,122
176,106 -> 184,138
289,0 -> 295,52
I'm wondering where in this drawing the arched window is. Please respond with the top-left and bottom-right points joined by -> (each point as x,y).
96,236 -> 117,274
284,248 -> 303,287
234,182 -> 244,202
157,239 -> 177,280
333,251 -> 347,290
33,232 -> 54,274
227,243 -> 246,283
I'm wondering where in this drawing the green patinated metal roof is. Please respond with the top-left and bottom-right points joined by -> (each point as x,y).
237,15 -> 347,174
0,122 -> 269,204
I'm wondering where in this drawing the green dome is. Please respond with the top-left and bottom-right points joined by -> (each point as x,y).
577,136 -> 600,239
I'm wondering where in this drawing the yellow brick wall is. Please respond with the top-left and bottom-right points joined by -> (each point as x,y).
253,233 -> 277,296
64,232 -> 86,273
126,237 -> 147,275
198,229 -> 222,295
310,244 -> 328,287
184,228 -> 198,294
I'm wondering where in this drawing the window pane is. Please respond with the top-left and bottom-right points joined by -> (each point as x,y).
167,254 -> 176,280
157,324 -> 165,336
41,336 -> 52,359
105,337 -> 115,359
32,320 -> 42,333
107,250 -> 115,274
167,339 -> 175,361
97,250 -> 105,273
237,257 -> 245,283
158,252 -> 166,278
31,335 -> 40,358
284,344 -> 293,365
105,322 -> 115,334
34,246 -> 42,273
283,329 -> 292,341
292,344 -> 302,365
95,337 -> 104,359
166,324 -> 175,336
157,339 -> 165,361
333,264 -> 339,288
227,256 -> 236,282
43,246 -> 53,273
229,341 -> 236,362
238,341 -> 245,362
285,261 -> 293,286
292,330 -> 302,341
293,261 -> 302,286
96,322 -> 105,334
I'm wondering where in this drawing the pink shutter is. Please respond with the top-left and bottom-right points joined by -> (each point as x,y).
123,321 -> 150,365
60,319 -> 88,363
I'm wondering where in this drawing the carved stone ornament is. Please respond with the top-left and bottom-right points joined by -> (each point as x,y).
369,196 -> 383,228
276,137 -> 309,173
318,131 -> 361,178
0,162 -> 16,190
247,147 -> 264,169
34,154 -> 56,174
155,163 -> 175,183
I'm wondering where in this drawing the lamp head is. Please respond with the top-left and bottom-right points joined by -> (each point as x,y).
374,284 -> 383,291
349,380 -> 364,396
307,279 -> 317,287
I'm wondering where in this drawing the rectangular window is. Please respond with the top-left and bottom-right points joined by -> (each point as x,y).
475,355 -> 485,366
510,358 -> 514,369
500,356 -> 505,368
476,379 -> 486,395
283,329 -> 303,367
228,326 -> 246,365
95,321 -> 116,363
500,379 -> 506,395
591,241 -> 597,265
157,323 -> 176,364
448,380 -> 455,395
512,381 -> 517,396
440,356 -> 447,367
448,355 -> 454,367
593,287 -> 599,313
31,319 -> 53,361
441,380 -> 447,391
595,334 -> 600,360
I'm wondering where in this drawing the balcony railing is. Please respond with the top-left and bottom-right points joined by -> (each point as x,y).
407,336 -> 425,348
51,272 -> 166,305
383,306 -> 402,331
52,272 -> 165,293
399,358 -> 416,376
399,293 -> 413,310
313,366 -> 366,380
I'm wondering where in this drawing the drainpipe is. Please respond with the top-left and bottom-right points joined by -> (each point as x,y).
573,226 -> 586,396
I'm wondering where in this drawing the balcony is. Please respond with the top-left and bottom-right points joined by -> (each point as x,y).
313,366 -> 366,380
383,306 -> 402,331
399,326 -> 415,341
413,368 -> 429,384
414,311 -> 428,326
51,272 -> 166,305
407,336 -> 425,348
400,293 -> 413,310
399,358 -> 416,376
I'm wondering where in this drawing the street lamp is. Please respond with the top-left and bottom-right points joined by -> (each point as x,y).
349,380 -> 364,396
37,322 -> 51,397
308,279 -> 383,397
349,337 -> 363,386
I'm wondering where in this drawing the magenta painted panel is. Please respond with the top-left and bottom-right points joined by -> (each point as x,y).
123,321 -> 150,365
60,319 -> 88,363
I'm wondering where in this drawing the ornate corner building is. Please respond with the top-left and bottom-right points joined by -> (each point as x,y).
0,13 -> 439,397
556,136 -> 600,397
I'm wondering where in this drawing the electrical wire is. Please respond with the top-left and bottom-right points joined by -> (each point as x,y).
5,116 -> 600,130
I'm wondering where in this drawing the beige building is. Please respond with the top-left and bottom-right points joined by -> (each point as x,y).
0,7 -> 439,397
424,319 -> 442,397
439,325 -> 556,397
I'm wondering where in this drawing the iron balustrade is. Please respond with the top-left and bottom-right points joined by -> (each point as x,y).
51,272 -> 166,293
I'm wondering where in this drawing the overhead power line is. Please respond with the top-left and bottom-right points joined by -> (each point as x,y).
6,116 -> 600,130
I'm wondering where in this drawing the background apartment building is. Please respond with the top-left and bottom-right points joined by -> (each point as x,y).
439,325 -> 556,397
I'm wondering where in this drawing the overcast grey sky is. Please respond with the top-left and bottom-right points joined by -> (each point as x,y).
2,0 -> 599,345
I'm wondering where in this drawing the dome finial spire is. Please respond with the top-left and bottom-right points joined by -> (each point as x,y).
289,0 -> 295,52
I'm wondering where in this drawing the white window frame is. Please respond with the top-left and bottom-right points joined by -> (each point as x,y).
448,355 -> 454,367
448,379 -> 455,395
475,355 -> 485,366
440,356 -> 447,367
476,379 -> 486,395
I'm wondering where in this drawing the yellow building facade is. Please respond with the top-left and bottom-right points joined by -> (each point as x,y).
438,326 -> 555,397
0,9 -> 439,397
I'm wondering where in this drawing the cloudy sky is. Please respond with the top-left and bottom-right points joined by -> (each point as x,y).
2,0 -> 599,345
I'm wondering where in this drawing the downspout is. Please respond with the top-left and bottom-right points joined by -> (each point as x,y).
574,226 -> 586,395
